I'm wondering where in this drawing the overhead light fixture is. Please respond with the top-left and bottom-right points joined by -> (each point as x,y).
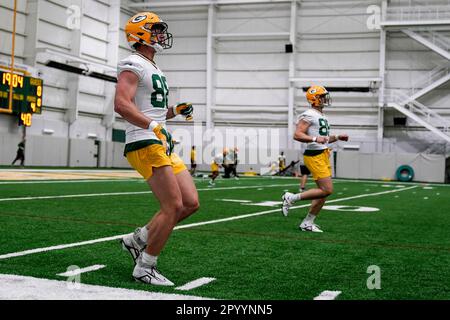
343,145 -> 360,151
87,133 -> 98,139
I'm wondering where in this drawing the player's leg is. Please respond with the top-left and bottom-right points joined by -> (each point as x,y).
300,174 -> 308,191
132,165 -> 183,286
282,151 -> 332,217
11,153 -> 19,165
146,166 -> 183,255
299,177 -> 333,232
174,169 -> 199,223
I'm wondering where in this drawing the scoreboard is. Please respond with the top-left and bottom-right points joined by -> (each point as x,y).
0,70 -> 43,126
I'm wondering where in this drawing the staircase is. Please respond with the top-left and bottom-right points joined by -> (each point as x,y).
385,89 -> 450,143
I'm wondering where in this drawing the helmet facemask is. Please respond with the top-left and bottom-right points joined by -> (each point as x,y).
318,92 -> 332,107
142,22 -> 173,53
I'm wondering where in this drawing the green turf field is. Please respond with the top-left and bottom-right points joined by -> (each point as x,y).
0,176 -> 449,300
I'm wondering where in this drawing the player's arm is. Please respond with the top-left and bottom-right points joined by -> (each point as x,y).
114,71 -> 151,129
114,71 -> 171,153
293,120 -> 328,144
328,134 -> 349,143
166,107 -> 176,120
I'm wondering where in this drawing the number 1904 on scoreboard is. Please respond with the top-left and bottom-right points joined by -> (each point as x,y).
0,70 -> 43,127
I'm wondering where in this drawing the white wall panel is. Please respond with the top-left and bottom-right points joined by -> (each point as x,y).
0,30 -> 25,58
82,16 -> 108,41
80,34 -> 107,61
216,88 -> 287,106
157,54 -> 206,71
39,1 -> 69,28
165,71 -> 205,88
297,52 -> 379,71
217,71 -> 288,89
83,1 -> 109,21
178,88 -> 206,105
217,54 -> 288,71
42,86 -> 67,109
38,20 -> 71,50
78,93 -> 105,114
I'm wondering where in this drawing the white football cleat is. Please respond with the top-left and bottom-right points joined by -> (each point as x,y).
281,192 -> 294,217
299,222 -> 323,233
121,228 -> 146,265
132,257 -> 174,286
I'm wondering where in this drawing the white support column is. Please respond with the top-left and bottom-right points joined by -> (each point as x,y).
287,0 -> 298,149
65,0 -> 82,126
102,0 -> 121,167
65,0 -> 83,167
24,0 -> 40,67
206,4 -> 216,130
377,0 -> 387,153
102,0 -> 120,129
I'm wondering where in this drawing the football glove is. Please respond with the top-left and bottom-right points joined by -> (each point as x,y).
173,102 -> 193,121
149,121 -> 173,156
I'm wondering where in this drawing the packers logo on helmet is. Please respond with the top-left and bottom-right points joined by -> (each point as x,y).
125,12 -> 173,53
306,85 -> 331,107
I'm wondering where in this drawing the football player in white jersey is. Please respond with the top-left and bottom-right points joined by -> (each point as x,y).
114,12 -> 199,286
281,86 -> 349,232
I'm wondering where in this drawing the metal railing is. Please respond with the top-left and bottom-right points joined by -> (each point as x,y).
386,5 -> 450,21
408,64 -> 450,97
385,89 -> 450,133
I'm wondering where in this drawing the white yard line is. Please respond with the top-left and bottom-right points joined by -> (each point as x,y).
334,178 -> 449,188
175,277 -> 216,291
313,290 -> 342,300
0,185 -> 417,261
0,274 -> 212,300
0,169 -> 136,173
218,199 -> 252,203
56,265 -> 106,277
0,183 -> 300,202
0,179 -> 140,185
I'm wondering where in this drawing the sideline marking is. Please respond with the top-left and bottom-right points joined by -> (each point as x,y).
175,277 -> 216,291
0,179 -> 140,185
314,290 -> 342,300
0,183 -> 301,202
0,185 -> 417,261
0,274 -> 212,300
57,265 -> 106,277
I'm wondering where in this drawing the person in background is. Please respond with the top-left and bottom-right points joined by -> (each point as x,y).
190,146 -> 197,176
11,138 -> 26,167
299,156 -> 310,192
278,151 -> 286,173
231,147 -> 239,179
223,148 -> 234,178
210,153 -> 223,186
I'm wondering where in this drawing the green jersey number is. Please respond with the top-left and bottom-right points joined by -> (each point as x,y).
151,74 -> 169,109
318,118 -> 330,136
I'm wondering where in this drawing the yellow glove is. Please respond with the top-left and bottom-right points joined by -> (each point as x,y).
173,102 -> 193,121
149,121 -> 173,156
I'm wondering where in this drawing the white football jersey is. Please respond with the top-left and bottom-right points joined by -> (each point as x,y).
117,52 -> 169,144
297,108 -> 330,151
